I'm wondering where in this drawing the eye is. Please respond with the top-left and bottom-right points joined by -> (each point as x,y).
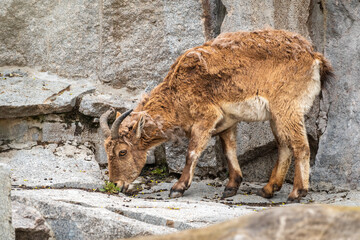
118,150 -> 127,157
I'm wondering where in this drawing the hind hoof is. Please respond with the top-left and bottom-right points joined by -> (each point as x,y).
256,188 -> 273,199
169,189 -> 184,198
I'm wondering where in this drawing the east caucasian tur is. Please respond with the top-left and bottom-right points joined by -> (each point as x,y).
100,29 -> 333,202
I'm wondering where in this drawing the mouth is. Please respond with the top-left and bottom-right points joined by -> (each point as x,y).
114,181 -> 129,193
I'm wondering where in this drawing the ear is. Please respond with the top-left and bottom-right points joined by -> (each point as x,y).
116,111 -> 121,119
134,115 -> 145,139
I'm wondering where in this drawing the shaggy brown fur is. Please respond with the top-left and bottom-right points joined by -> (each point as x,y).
101,29 -> 333,201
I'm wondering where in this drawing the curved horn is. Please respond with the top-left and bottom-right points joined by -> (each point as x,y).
99,108 -> 115,138
111,109 -> 133,139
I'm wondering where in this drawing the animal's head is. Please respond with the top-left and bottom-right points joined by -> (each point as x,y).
100,108 -> 165,193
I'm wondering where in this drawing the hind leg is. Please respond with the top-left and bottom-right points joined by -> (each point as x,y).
287,127 -> 310,202
259,120 -> 292,198
219,125 -> 243,198
260,111 -> 310,202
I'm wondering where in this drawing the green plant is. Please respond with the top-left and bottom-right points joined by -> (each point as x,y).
150,165 -> 168,177
100,181 -> 121,194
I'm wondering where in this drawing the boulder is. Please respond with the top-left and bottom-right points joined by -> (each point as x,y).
0,0 -> 100,79
124,205 -> 360,240
0,142 -> 103,189
0,0 -> 207,90
12,189 -> 177,240
0,163 -> 15,240
0,71 -> 95,118
78,83 -> 147,118
11,188 -> 257,239
12,202 -> 55,240
220,0 -> 310,37
100,0 -> 206,88
311,0 -> 360,190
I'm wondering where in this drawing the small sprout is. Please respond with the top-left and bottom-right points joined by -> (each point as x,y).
100,181 -> 121,194
24,179 -> 28,181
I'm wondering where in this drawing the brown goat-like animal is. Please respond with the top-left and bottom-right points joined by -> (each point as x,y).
100,29 -> 333,202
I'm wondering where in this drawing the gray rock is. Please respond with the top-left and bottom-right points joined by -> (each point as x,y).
0,73 -> 95,118
221,0 -> 310,37
12,189 -> 178,240
11,188 -> 255,236
127,205 -> 360,240
12,202 -> 55,240
100,0 -> 206,88
0,143 -> 103,189
0,163 -> 15,240
0,0 -> 207,90
0,0 -> 100,79
78,86 -> 141,117
312,0 -> 360,190
11,181 -> 360,240
0,113 -> 110,165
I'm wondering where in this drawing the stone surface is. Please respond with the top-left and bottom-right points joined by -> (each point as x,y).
0,69 -> 95,118
126,205 -> 360,240
10,179 -> 360,240
0,0 -> 207,89
0,114 -> 108,165
12,202 -> 55,240
0,163 -> 15,240
12,189 -> 177,240
100,0 -> 206,88
221,0 -> 311,37
0,0 -> 100,79
0,142 -> 103,189
78,85 -> 141,117
312,0 -> 360,190
134,179 -> 360,207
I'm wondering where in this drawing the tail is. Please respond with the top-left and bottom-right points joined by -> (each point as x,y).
315,53 -> 335,89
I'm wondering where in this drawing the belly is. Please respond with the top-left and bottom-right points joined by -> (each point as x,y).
214,96 -> 271,134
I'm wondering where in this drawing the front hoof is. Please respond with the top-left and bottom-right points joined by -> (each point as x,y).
287,189 -> 308,203
169,189 -> 184,198
286,196 -> 301,204
221,187 -> 238,199
256,188 -> 273,199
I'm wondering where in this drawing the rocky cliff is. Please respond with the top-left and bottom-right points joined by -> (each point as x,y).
1,0 -> 360,239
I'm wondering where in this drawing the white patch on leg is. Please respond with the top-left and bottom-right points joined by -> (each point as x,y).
188,151 -> 199,186
227,150 -> 241,173
276,145 -> 292,177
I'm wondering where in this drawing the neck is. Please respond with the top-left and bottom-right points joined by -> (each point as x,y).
136,85 -> 186,145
